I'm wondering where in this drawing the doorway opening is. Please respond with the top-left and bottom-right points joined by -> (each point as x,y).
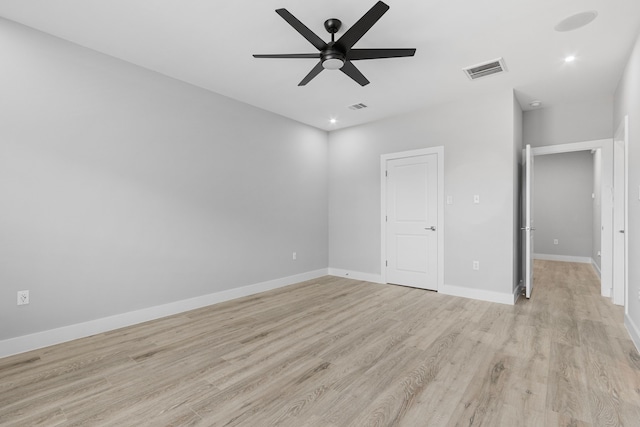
524,137 -> 624,306
533,150 -> 598,268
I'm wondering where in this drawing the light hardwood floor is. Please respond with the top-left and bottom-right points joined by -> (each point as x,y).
1,261 -> 639,426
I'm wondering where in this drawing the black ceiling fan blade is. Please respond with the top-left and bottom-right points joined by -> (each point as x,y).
299,61 -> 325,86
340,61 -> 370,86
253,53 -> 320,59
275,9 -> 327,51
348,48 -> 416,60
336,1 -> 389,51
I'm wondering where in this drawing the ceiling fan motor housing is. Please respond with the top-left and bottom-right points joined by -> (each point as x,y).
322,42 -> 346,69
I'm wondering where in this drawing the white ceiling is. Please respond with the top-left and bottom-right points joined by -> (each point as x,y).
1,0 -> 639,131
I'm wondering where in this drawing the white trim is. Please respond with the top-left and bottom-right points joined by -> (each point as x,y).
327,268 -> 383,284
624,116 -> 629,314
524,144 -> 533,298
0,269 -> 328,359
380,147 -> 445,290
625,313 -> 640,354
439,283 -> 515,305
533,253 -> 592,263
513,280 -> 525,304
614,115 -> 629,311
591,258 -> 601,278
531,139 -> 611,156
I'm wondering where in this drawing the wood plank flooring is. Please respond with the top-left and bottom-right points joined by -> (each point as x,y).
1,261 -> 639,426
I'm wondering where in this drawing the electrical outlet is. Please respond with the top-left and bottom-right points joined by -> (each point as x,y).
292,252 -> 297,260
473,195 -> 480,204
554,239 -> 559,245
17,290 -> 29,305
473,261 -> 480,270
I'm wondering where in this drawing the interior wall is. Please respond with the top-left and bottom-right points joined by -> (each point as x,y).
523,99 -> 612,275
328,89 -> 518,297
533,152 -> 594,259
0,18 -> 329,341
614,28 -> 640,347
524,99 -> 613,147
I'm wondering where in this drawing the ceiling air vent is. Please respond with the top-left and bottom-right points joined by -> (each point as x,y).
348,103 -> 368,110
462,58 -> 507,80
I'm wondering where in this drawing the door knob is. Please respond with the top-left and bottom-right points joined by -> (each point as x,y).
619,230 -> 625,233
425,226 -> 436,231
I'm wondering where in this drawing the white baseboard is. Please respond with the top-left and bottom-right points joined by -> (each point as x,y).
0,268 -> 329,359
330,271 -> 517,306
591,258 -> 602,278
533,253 -> 592,264
439,283 -> 515,305
625,313 -> 640,354
327,268 -> 383,284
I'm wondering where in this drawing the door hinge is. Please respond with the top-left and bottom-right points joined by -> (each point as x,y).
385,170 -> 388,177
385,260 -> 388,267
385,215 -> 388,222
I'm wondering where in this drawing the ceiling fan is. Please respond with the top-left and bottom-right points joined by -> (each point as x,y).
253,1 -> 416,86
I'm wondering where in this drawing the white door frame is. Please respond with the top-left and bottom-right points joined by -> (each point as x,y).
613,116 -> 629,308
531,138 -> 613,298
524,145 -> 534,298
381,147 -> 444,289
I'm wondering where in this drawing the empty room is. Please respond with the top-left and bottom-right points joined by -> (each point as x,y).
1,0 -> 640,426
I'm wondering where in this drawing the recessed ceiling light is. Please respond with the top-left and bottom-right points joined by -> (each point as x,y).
529,100 -> 542,108
564,55 -> 576,63
329,118 -> 337,124
555,11 -> 598,32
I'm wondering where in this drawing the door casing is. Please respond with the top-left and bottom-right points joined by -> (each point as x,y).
613,116 -> 629,308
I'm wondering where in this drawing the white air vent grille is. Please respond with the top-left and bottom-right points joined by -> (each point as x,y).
348,103 -> 368,110
462,58 -> 507,80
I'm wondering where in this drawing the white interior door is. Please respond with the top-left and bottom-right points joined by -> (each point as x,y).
612,118 -> 627,306
523,145 -> 534,298
385,154 -> 438,290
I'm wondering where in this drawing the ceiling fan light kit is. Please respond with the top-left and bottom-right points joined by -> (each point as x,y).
253,1 -> 416,86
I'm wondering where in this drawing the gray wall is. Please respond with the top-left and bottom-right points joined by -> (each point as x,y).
328,89 -> 518,295
533,152 -> 594,258
524,99 -> 612,269
0,19 -> 329,340
524,99 -> 613,147
614,29 -> 640,341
